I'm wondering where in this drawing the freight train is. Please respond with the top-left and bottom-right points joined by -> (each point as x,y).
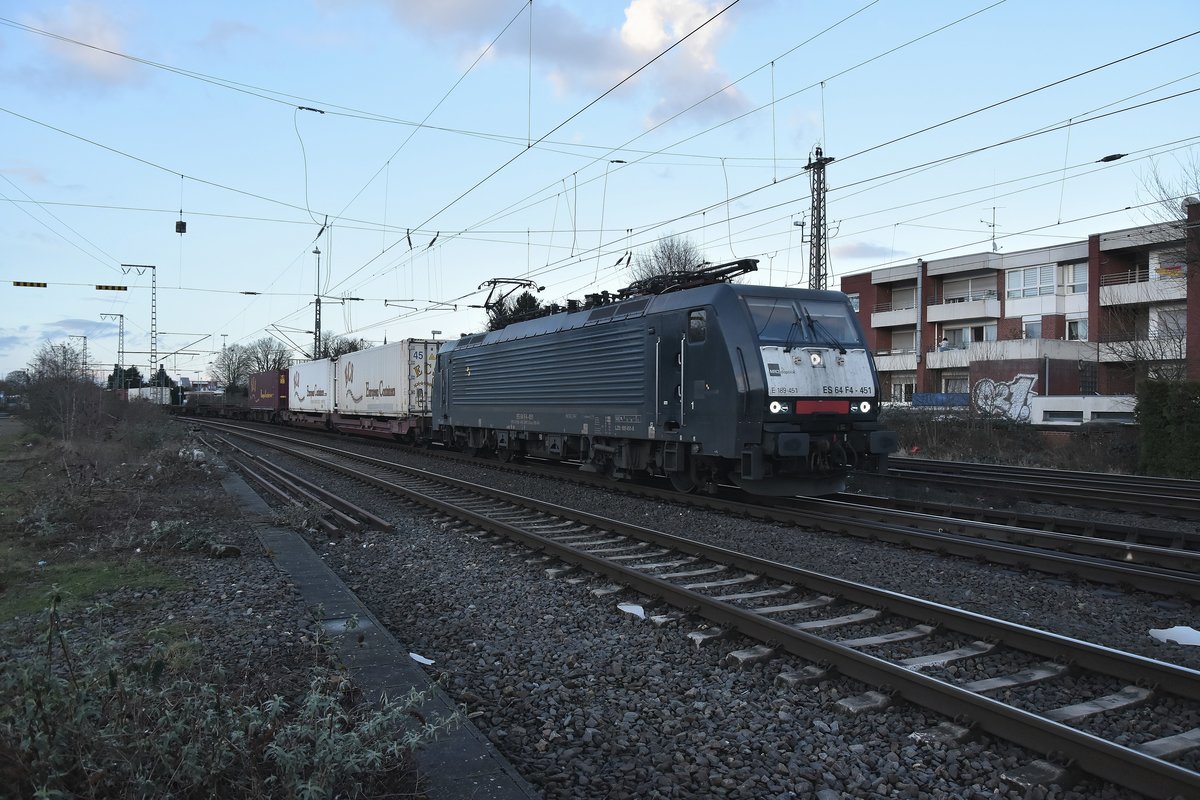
187,339 -> 441,440
181,259 -> 896,496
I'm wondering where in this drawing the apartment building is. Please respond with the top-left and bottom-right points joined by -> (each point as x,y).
840,200 -> 1199,424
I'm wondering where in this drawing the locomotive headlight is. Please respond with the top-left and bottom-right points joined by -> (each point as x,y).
809,352 -> 823,367
859,400 -> 872,414
769,400 -> 785,414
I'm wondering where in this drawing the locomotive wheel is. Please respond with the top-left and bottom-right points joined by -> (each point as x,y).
668,472 -> 698,493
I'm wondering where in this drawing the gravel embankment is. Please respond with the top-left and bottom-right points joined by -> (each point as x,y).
233,434 -> 1200,800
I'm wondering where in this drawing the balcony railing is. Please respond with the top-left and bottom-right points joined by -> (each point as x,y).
1099,268 -> 1149,286
928,290 -> 997,305
872,302 -> 918,313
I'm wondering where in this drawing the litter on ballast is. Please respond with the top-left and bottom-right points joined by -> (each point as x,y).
1149,626 -> 1200,646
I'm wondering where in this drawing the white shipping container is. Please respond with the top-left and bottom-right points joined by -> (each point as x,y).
336,339 -> 440,417
129,386 -> 171,405
289,359 -> 336,414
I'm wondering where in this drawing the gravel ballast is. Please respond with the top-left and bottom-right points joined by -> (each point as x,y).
237,433 -> 1200,799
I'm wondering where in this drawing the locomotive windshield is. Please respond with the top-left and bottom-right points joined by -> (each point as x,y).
742,296 -> 862,348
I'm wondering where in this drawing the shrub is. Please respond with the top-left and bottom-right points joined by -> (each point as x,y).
879,406 -> 1140,472
0,592 -> 459,799
1137,380 -> 1200,478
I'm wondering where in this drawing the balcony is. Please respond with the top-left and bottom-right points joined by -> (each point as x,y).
926,290 -> 1001,323
872,350 -> 918,372
1094,333 -> 1187,363
1099,269 -> 1186,306
924,344 -> 969,368
871,302 -> 918,328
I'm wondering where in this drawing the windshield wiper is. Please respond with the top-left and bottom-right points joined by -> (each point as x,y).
801,306 -> 847,354
782,319 -> 805,353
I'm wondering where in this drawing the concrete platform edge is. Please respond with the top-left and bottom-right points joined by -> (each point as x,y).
221,468 -> 541,800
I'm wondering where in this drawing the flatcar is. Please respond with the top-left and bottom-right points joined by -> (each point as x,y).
433,259 -> 896,496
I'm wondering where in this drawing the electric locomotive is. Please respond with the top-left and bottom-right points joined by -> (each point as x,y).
433,259 -> 896,496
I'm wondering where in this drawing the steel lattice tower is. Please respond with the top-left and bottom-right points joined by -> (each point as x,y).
100,313 -> 125,389
804,147 -> 835,290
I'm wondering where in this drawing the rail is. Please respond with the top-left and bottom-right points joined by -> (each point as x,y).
202,423 -> 1200,799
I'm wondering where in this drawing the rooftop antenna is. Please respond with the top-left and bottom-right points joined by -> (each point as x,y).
981,207 -> 1003,252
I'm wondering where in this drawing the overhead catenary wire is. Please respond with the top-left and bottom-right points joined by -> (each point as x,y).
324,0 -> 746,296
6,8 -> 1197,366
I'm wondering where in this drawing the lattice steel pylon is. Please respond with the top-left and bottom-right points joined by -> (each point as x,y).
804,147 -> 835,290
100,313 -> 125,389
120,264 -> 157,377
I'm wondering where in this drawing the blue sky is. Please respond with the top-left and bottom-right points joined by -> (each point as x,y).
2,0 -> 1198,382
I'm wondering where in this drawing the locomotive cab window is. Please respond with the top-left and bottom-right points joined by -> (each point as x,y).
742,296 -> 862,347
687,310 -> 707,343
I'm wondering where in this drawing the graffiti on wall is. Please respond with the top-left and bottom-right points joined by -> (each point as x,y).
972,373 -> 1038,422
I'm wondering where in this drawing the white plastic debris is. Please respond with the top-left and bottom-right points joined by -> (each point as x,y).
1149,626 -> 1200,646
409,652 -> 435,665
617,602 -> 646,619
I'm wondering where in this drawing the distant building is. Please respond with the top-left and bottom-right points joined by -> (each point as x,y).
840,200 -> 1199,425
180,377 -> 221,393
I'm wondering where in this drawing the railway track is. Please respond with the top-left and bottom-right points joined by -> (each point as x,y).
191,419 -> 1200,595
200,420 -> 1200,798
881,458 -> 1200,520
843,491 -> 1200,553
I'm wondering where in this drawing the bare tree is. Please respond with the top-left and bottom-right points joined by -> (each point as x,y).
25,341 -> 103,440
1099,304 -> 1188,385
318,332 -> 369,358
1138,150 -> 1200,229
629,235 -> 706,284
245,337 -> 293,372
487,291 -> 543,331
210,344 -> 253,391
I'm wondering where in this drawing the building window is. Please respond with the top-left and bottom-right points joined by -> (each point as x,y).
1079,362 -> 1097,394
1063,262 -> 1088,294
846,293 -> 860,312
1023,320 -> 1042,339
891,286 -> 916,310
945,324 -> 997,345
942,373 -> 969,393
1006,265 -> 1055,298
888,329 -> 916,354
890,375 -> 915,403
1067,319 -> 1088,341
1154,307 -> 1187,340
941,276 -> 996,302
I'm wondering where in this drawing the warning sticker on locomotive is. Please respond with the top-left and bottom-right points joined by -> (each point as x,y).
759,346 -> 875,398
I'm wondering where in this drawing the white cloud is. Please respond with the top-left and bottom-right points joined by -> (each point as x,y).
833,241 -> 898,260
0,165 -> 52,185
24,2 -> 140,87
372,0 -> 748,127
198,20 -> 260,52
